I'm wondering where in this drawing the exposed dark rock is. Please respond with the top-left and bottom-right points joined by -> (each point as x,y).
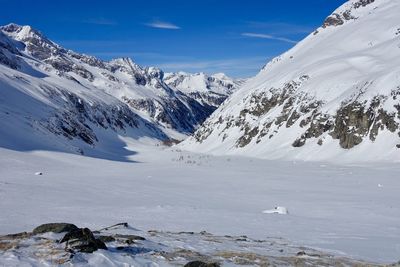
68,52 -> 105,69
0,32 -> 21,69
101,72 -> 119,82
292,115 -> 334,147
60,228 -> 107,253
322,13 -> 344,28
353,0 -> 375,9
319,0 -> 375,31
33,223 -> 78,234
195,79 -> 400,151
0,50 -> 19,69
187,91 -> 227,108
244,85 -> 295,117
369,109 -> 398,141
286,110 -> 301,128
114,234 -> 146,242
96,235 -> 116,243
292,138 -> 306,148
193,123 -> 213,143
38,85 -> 168,146
256,121 -> 273,143
44,57 -> 72,72
296,251 -> 307,256
330,102 -> 373,149
0,232 -> 33,240
162,139 -> 182,146
123,94 -> 213,134
184,261 -> 220,267
342,10 -> 355,21
237,126 -> 259,147
330,99 -> 398,149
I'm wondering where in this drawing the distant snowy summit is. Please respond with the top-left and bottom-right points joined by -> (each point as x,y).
0,23 -> 242,156
182,0 -> 400,162
164,71 -> 246,107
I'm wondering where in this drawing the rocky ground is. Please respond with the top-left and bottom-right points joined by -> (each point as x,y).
0,222 -> 393,266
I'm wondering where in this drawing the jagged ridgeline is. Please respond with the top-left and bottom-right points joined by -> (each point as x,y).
0,23 -> 241,155
182,0 -> 400,161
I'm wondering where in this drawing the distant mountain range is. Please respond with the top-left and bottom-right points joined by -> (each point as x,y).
0,23 -> 242,157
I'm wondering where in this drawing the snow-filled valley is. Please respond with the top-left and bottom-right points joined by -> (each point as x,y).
1,0 -> 400,265
0,140 -> 399,265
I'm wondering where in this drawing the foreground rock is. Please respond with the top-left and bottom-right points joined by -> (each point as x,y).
184,261 -> 220,267
0,223 -> 388,266
60,227 -> 107,253
32,223 -> 78,234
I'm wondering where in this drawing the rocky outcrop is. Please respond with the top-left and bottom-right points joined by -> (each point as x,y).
0,224 -> 385,266
184,261 -> 220,267
330,98 -> 398,149
317,0 -> 375,32
191,81 -> 400,152
37,85 -> 166,146
60,228 -> 107,253
32,223 -> 78,234
322,13 -> 346,28
353,0 -> 375,9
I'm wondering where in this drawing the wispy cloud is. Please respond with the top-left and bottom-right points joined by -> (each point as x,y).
57,40 -> 136,47
241,32 -> 297,44
145,20 -> 181,30
83,18 -> 117,26
245,21 -> 315,35
91,52 -> 192,62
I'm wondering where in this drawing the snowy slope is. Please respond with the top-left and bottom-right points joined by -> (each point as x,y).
182,0 -> 400,162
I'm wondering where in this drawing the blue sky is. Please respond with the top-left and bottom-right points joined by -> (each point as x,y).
0,0 -> 347,77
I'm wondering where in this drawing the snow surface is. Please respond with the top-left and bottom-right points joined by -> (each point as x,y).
0,140 -> 399,264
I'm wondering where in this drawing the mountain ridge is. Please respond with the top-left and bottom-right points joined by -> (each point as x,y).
0,23 -> 241,158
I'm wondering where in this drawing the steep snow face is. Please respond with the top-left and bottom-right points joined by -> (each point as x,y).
182,0 -> 400,162
0,52 -> 167,160
164,72 -> 245,108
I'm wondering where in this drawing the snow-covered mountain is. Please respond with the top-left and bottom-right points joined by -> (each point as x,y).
164,71 -> 245,108
182,0 -> 400,162
0,23 -> 239,157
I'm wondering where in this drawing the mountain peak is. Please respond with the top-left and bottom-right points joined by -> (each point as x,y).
0,23 -> 44,41
110,57 -> 138,67
212,72 -> 229,80
109,57 -> 145,75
